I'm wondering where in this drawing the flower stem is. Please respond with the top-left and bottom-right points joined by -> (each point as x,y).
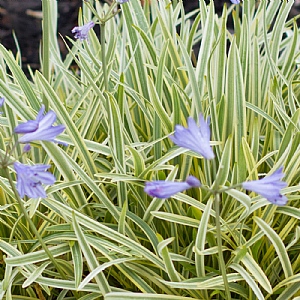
218,183 -> 243,193
215,193 -> 231,299
100,22 -> 108,92
5,168 -> 67,280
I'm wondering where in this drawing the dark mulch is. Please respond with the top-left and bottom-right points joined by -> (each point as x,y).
0,0 -> 80,70
0,0 -> 299,72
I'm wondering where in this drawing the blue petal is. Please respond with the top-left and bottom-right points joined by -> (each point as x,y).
14,120 -> 39,133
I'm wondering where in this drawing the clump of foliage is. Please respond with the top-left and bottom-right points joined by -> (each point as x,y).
0,0 -> 299,299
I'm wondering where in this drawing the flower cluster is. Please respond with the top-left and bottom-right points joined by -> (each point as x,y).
144,114 -> 287,206
12,105 -> 65,199
14,163 -> 56,199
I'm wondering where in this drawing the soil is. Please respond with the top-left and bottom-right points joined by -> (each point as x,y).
0,0 -> 81,70
0,0 -> 300,73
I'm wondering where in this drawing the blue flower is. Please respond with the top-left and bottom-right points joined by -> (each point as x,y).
169,114 -> 215,160
242,167 -> 287,205
144,175 -> 201,198
14,162 -> 56,199
230,0 -> 240,4
71,21 -> 95,42
14,105 -> 65,144
117,0 -> 129,3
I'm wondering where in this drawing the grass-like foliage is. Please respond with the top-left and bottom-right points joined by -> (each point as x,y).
0,0 -> 299,299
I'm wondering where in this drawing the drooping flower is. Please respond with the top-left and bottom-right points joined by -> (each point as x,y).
144,175 -> 201,199
242,167 -> 287,205
71,21 -> 95,42
14,162 -> 56,199
169,114 -> 215,160
14,105 -> 65,144
230,0 -> 240,4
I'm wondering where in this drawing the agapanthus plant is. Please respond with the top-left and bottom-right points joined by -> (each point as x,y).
10,105 -> 65,199
145,113 -> 289,299
146,115 -> 288,206
0,103 -> 64,200
0,100 -> 67,278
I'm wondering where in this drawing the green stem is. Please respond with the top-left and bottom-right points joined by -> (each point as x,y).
218,183 -> 243,193
100,22 -> 108,92
42,0 -> 50,81
215,193 -> 231,299
41,0 -> 51,110
5,168 -> 67,280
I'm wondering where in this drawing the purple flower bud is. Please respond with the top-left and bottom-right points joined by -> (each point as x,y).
117,0 -> 129,3
230,0 -> 240,4
242,167 -> 287,206
144,175 -> 201,199
71,21 -> 95,42
186,175 -> 201,187
14,162 -> 56,199
169,114 -> 215,160
23,144 -> 31,153
14,105 -> 65,144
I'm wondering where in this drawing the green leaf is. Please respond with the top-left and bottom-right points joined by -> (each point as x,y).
105,293 -> 197,300
70,241 -> 83,288
230,263 -> 265,300
72,212 -> 111,294
253,217 -> 293,279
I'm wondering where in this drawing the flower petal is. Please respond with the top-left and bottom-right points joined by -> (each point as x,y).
14,120 -> 39,134
38,111 -> 57,129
